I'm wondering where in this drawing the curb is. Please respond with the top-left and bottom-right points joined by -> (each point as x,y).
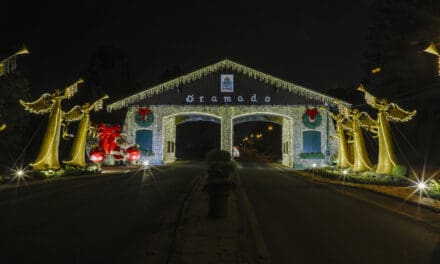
295,170 -> 440,213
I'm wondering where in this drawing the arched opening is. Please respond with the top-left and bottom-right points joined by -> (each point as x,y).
233,114 -> 283,163
175,114 -> 221,160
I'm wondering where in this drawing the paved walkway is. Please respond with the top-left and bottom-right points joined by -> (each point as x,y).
169,174 -> 241,264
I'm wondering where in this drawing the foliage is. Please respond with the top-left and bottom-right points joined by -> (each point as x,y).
427,180 -> 440,199
309,167 -> 409,186
299,152 -> 325,159
0,176 -> 10,184
27,164 -> 101,181
392,165 -> 407,178
0,72 -> 30,171
206,150 -> 236,184
64,164 -> 101,176
30,169 -> 66,180
79,45 -> 141,124
364,1 -> 440,168
428,180 -> 440,193
207,149 -> 232,163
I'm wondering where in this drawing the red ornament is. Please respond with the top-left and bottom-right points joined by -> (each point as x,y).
126,146 -> 141,161
305,106 -> 319,121
137,106 -> 151,121
89,148 -> 105,163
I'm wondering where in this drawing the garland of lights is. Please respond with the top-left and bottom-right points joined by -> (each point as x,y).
107,59 -> 351,112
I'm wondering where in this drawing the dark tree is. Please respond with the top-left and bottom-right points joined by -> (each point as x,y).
363,0 -> 440,169
79,45 -> 141,124
0,72 -> 30,170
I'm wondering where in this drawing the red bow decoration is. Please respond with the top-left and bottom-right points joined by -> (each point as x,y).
98,123 -> 121,155
138,106 -> 151,121
305,107 -> 318,121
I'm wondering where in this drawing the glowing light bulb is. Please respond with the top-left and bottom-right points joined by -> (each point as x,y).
143,160 -> 150,166
343,169 -> 348,175
312,163 -> 317,168
417,181 -> 427,190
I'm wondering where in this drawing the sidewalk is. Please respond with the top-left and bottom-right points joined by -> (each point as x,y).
169,173 -> 269,264
169,174 -> 240,264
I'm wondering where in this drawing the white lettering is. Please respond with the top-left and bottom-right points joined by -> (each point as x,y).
251,94 -> 257,102
223,96 -> 231,103
265,96 -> 271,102
237,96 -> 244,102
211,96 -> 218,102
185,94 -> 195,103
199,96 -> 204,103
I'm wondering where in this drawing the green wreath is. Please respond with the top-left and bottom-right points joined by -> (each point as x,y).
302,112 -> 322,129
135,112 -> 154,127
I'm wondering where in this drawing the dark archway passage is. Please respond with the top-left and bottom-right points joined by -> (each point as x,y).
176,121 -> 220,160
233,121 -> 281,162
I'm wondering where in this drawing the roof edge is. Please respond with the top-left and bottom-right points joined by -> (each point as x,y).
107,59 -> 351,112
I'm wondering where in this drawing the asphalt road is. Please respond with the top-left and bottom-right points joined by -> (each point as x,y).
0,162 -> 203,264
238,162 -> 440,264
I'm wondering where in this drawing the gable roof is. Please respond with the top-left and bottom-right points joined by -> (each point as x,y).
107,59 -> 351,112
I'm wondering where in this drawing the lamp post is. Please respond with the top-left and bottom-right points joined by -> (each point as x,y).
0,46 -> 29,77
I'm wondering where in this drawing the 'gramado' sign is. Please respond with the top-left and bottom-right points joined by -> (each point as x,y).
185,94 -> 271,104
184,74 -> 271,104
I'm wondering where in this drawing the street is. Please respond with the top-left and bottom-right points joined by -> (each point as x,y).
238,162 -> 440,264
0,163 -> 203,263
1,162 -> 439,264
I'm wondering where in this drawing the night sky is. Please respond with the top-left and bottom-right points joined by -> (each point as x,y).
2,0 -> 371,97
4,0 -> 439,168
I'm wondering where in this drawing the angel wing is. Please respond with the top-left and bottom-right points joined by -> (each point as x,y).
384,103 -> 416,122
341,117 -> 353,131
19,93 -> 53,114
358,112 -> 378,130
63,105 -> 83,122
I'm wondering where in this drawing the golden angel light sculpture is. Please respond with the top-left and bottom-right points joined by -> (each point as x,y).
342,108 -> 374,172
328,101 -> 353,168
63,95 -> 109,168
358,84 -> 416,175
0,46 -> 30,77
20,79 -> 83,171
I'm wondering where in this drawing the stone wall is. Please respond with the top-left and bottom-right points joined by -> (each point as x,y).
122,105 -> 337,168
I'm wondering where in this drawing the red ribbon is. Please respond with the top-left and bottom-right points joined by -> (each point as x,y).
305,107 -> 318,121
138,107 -> 151,121
98,123 -> 121,155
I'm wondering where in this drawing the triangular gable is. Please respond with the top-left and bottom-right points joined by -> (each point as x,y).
107,59 -> 350,111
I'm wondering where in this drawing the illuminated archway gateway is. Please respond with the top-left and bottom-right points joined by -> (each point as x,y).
107,59 -> 350,168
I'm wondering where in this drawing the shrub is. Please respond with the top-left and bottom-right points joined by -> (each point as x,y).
308,167 -> 409,186
207,149 -> 231,163
392,165 -> 407,178
206,150 -> 236,184
429,180 -> 440,193
299,152 -> 325,159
